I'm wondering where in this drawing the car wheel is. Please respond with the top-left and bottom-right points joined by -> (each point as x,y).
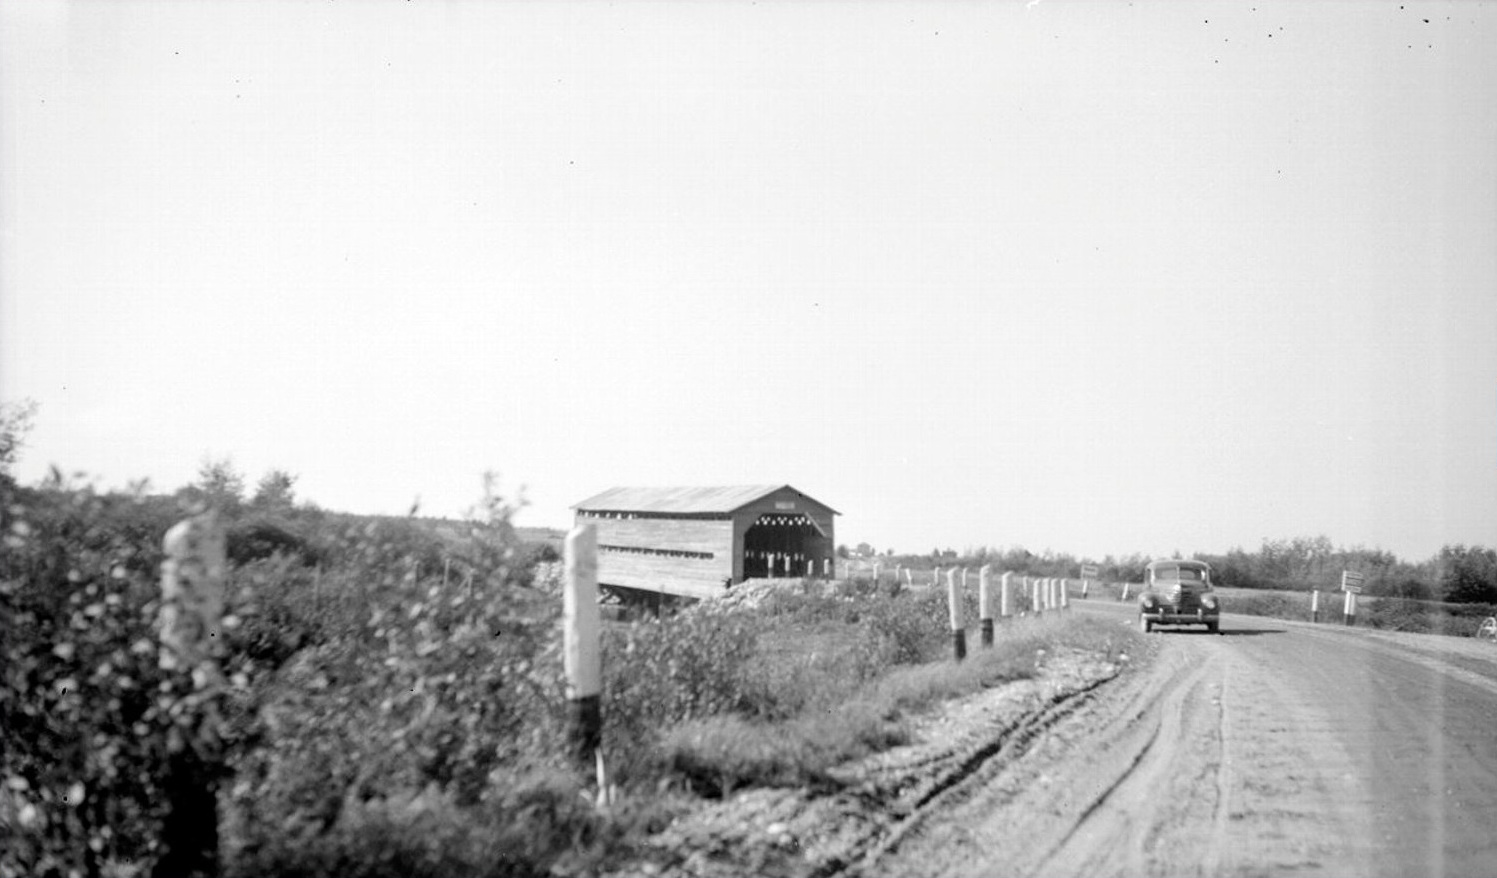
1140,613 -> 1153,633
1206,621 -> 1219,635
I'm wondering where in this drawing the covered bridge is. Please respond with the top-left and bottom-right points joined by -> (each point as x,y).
572,485 -> 838,600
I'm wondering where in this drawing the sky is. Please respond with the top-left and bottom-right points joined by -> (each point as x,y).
3,1 -> 1495,563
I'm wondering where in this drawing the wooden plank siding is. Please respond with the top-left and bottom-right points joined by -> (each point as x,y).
584,515 -> 734,599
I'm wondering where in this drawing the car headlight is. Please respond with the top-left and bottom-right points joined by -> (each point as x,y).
1201,595 -> 1217,609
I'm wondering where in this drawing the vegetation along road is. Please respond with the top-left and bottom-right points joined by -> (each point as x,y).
856,600 -> 1497,878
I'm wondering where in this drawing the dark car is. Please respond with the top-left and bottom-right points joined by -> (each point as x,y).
1139,559 -> 1221,633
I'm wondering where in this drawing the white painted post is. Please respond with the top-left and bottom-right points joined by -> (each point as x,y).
1311,589 -> 1321,623
978,565 -> 994,647
961,567 -> 969,589
947,567 -> 966,660
1121,583 -> 1131,602
1343,589 -> 1357,626
999,571 -> 1014,620
873,562 -> 882,588
1081,578 -> 1089,598
933,567 -> 940,587
1031,577 -> 1043,615
158,512 -> 227,878
563,524 -> 602,768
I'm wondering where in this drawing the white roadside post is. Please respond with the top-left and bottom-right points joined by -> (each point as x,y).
947,567 -> 966,661
1311,589 -> 1321,624
1031,577 -> 1043,616
873,562 -> 882,590
1121,582 -> 1131,602
962,567 -> 970,590
1060,577 -> 1070,610
157,512 -> 228,878
564,524 -> 602,769
999,571 -> 1014,621
978,565 -> 994,647
1342,571 -> 1363,626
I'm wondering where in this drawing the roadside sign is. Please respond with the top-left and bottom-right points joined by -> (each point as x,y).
1341,571 -> 1364,593
1080,564 -> 1100,579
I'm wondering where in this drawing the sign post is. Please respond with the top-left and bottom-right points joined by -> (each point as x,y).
1341,571 -> 1363,626
1080,564 -> 1099,598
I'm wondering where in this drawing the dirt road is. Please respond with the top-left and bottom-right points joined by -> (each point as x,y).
861,602 -> 1497,878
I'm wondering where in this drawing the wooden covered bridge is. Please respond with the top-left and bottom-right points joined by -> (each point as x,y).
571,485 -> 838,600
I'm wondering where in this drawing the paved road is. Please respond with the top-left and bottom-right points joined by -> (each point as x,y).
865,600 -> 1497,878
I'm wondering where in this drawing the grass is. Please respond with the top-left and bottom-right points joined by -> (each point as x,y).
658,613 -> 1134,796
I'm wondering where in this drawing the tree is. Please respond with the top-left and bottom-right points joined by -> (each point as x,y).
1438,545 -> 1497,604
0,398 -> 38,480
251,469 -> 298,512
185,456 -> 245,512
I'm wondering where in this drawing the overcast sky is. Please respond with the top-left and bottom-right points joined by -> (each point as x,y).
3,1 -> 1494,562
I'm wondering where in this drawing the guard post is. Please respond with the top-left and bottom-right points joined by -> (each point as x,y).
564,524 -> 603,770
978,564 -> 994,647
947,567 -> 966,660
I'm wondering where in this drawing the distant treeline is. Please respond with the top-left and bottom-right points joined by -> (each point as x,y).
842,536 -> 1497,605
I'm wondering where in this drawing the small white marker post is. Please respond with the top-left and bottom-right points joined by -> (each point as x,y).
1121,582 -> 1131,602
1031,577 -> 1043,616
962,567 -> 970,589
978,565 -> 994,647
157,512 -> 227,878
947,567 -> 966,661
933,567 -> 940,587
1311,589 -> 1321,624
999,571 -> 1014,621
873,562 -> 882,589
1060,577 -> 1070,610
564,524 -> 602,770
1341,571 -> 1363,627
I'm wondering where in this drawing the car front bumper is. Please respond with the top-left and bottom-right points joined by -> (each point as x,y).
1145,607 -> 1219,624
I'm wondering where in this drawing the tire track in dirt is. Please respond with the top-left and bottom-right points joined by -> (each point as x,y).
860,631 -> 1378,878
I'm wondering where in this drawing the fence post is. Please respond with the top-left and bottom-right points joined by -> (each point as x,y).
873,562 -> 882,588
1031,577 -> 1043,616
1311,589 -> 1320,624
1060,577 -> 1070,610
978,565 -> 994,647
155,512 -> 226,878
946,567 -> 966,661
999,571 -> 1013,621
961,567 -> 969,589
563,524 -> 602,770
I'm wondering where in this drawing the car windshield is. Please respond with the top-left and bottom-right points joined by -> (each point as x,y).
1157,565 -> 1207,582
